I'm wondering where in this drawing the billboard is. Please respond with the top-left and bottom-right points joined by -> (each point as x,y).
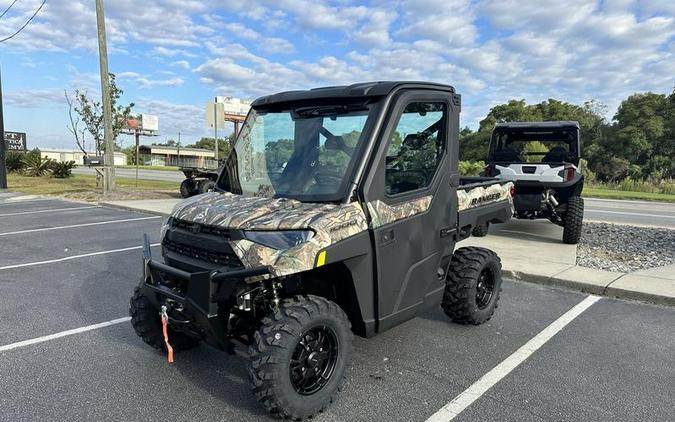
4,131 -> 27,152
215,96 -> 251,116
141,114 -> 159,131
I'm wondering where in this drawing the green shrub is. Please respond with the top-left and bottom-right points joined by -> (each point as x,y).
23,154 -> 53,177
50,160 -> 76,178
579,158 -> 596,183
459,160 -> 485,176
24,147 -> 42,162
657,179 -> 675,195
5,151 -> 26,172
627,164 -> 643,180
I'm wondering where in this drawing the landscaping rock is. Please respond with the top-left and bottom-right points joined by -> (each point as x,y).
577,222 -> 675,272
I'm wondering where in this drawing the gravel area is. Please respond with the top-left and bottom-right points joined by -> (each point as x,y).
577,222 -> 675,272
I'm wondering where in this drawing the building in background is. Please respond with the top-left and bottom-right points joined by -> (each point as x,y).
40,148 -> 127,166
137,145 -> 216,168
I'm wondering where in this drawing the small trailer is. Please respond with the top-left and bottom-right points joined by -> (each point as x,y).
178,166 -> 220,197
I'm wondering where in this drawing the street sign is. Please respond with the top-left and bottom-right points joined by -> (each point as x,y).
4,131 -> 27,152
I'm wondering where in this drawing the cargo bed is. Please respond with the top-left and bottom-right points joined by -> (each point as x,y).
456,177 -> 514,240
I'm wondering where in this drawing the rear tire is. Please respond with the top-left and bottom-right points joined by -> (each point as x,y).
562,196 -> 584,244
442,247 -> 503,325
198,179 -> 217,194
129,286 -> 200,352
179,179 -> 195,198
248,295 -> 352,420
471,222 -> 489,237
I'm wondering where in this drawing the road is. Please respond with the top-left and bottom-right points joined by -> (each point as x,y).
72,166 -> 185,182
0,197 -> 673,421
584,197 -> 675,228
72,167 -> 675,228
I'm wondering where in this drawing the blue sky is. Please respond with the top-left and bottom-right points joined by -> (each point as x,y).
0,0 -> 673,150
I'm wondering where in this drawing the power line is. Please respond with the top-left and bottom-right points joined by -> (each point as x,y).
0,0 -> 20,19
0,0 -> 46,43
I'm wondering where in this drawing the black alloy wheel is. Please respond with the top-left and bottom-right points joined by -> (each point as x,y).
290,325 -> 339,395
475,268 -> 496,309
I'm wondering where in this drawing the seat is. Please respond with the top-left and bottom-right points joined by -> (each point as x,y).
493,147 -> 522,162
542,146 -> 569,163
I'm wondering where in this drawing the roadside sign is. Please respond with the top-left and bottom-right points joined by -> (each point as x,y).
83,156 -> 104,166
205,102 -> 225,128
4,131 -> 27,152
141,114 -> 159,131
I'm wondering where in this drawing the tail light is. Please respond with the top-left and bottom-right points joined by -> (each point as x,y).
564,165 -> 575,181
509,185 -> 516,198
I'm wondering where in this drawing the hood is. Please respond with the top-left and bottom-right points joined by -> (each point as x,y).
172,192 -> 358,231
171,192 -> 369,277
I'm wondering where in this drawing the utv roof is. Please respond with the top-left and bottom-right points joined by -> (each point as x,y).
251,81 -> 456,107
494,121 -> 580,129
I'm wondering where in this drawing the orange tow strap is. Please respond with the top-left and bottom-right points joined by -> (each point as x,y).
160,305 -> 174,364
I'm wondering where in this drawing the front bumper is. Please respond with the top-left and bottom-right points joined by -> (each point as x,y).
140,234 -> 269,348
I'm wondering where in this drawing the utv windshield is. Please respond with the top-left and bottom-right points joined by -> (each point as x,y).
488,128 -> 580,165
217,102 -> 374,201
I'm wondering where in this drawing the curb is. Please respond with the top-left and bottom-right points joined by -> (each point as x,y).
507,268 -> 675,307
98,201 -> 171,217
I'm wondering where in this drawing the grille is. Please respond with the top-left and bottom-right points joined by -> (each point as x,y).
163,238 -> 243,268
171,219 -> 231,239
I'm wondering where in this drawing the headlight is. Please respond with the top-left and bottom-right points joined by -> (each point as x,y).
160,217 -> 172,241
243,230 -> 314,250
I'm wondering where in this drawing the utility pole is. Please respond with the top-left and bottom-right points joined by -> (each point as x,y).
0,64 -> 6,190
95,0 -> 115,193
213,97 -> 218,162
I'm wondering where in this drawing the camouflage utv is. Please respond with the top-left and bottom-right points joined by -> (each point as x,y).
130,82 -> 513,419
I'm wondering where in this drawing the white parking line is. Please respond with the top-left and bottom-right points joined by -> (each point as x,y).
0,243 -> 160,270
0,216 -> 161,236
0,317 -> 131,352
0,198 -> 51,207
426,295 -> 601,422
0,206 -> 100,217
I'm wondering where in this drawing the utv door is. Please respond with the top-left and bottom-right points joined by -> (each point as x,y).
361,91 -> 460,332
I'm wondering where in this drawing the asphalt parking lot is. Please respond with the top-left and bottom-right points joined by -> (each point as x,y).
1,197 -> 674,421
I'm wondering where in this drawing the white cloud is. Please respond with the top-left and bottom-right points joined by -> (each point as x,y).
171,60 -> 191,70
222,21 -> 296,53
136,77 -> 185,89
4,89 -> 66,108
151,46 -> 197,58
397,0 -> 478,47
117,72 -> 185,89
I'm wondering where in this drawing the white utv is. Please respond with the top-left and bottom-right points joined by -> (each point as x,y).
482,121 -> 584,244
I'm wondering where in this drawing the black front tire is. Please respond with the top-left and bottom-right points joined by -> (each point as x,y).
471,222 -> 489,237
129,286 -> 200,352
562,196 -> 584,244
442,247 -> 503,325
248,295 -> 352,420
179,179 -> 195,198
198,179 -> 217,193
